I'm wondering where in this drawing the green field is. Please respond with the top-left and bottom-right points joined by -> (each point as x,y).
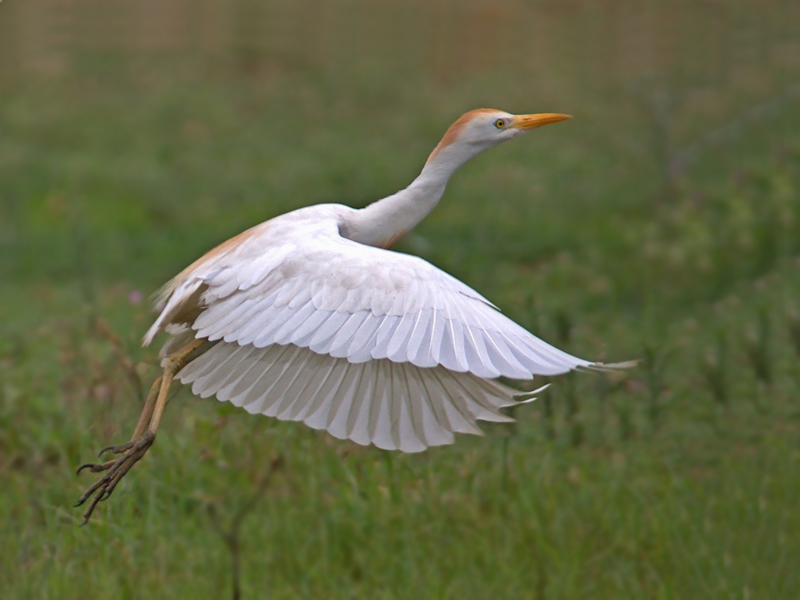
2,0 -> 800,598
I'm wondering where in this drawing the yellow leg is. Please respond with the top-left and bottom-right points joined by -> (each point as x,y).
130,375 -> 162,440
76,339 -> 208,524
146,339 -> 205,435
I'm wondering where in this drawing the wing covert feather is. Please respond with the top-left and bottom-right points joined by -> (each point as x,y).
147,212 -> 606,379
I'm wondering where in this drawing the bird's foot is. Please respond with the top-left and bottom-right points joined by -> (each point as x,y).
75,431 -> 156,525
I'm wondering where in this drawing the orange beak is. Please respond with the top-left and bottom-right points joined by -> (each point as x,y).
511,113 -> 572,130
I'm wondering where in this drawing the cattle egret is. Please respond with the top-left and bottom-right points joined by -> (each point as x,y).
76,108 -> 629,523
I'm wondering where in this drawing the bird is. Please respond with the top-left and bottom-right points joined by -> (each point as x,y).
76,108 -> 629,523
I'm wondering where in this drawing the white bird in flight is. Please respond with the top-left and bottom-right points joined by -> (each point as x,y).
76,108 -> 627,523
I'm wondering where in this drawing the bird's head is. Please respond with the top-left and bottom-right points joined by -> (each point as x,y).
424,108 -> 571,169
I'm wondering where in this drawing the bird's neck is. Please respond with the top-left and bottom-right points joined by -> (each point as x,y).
342,143 -> 478,248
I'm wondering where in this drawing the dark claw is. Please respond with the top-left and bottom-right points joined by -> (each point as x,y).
75,432 -> 156,524
98,440 -> 136,458
98,446 -> 115,458
77,459 -> 115,476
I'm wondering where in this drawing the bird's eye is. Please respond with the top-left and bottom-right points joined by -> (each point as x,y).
494,119 -> 505,129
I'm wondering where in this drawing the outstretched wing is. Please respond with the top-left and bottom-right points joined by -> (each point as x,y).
145,212 -> 609,451
147,216 -> 597,378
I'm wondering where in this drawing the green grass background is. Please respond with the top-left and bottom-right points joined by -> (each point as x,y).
2,0 -> 800,597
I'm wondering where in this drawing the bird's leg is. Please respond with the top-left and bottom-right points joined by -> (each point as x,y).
76,339 -> 206,524
75,375 -> 163,475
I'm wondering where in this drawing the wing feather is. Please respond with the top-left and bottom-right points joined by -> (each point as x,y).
250,307 -> 297,347
387,312 -> 419,362
289,308 -> 335,346
450,299 -> 498,378
308,311 -> 351,348
395,364 -> 425,452
428,368 -> 484,435
277,351 -> 334,421
249,345 -> 305,415
387,361 -> 402,450
427,308 -> 447,366
325,364 -> 361,438
417,370 -> 455,445
328,312 -> 371,357
405,308 -> 432,367
344,313 -> 382,360
191,345 -> 250,398
303,359 -> 351,431
271,302 -> 318,344
370,315 -> 402,359
193,295 -> 250,340
215,348 -> 263,400
225,303 -> 281,345
177,342 -> 538,453
297,357 -> 349,424
345,360 -> 374,445
404,363 -> 438,448
371,361 -> 395,450
264,346 -> 317,417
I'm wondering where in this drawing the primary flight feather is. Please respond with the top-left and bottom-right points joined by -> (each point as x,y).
76,108 -> 627,522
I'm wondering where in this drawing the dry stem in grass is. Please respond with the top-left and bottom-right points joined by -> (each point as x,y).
207,455 -> 284,600
94,317 -> 144,402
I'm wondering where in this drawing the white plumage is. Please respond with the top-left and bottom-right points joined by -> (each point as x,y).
138,110 -> 625,453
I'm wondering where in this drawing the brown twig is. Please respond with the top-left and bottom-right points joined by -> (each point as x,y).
95,317 -> 144,402
207,455 -> 284,600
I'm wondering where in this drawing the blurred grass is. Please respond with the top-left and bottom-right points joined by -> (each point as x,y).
2,0 -> 800,598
